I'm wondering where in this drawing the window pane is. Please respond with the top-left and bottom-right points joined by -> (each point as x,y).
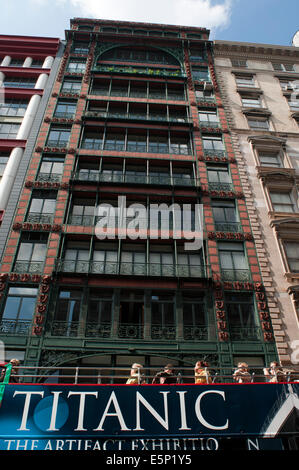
31,244 -> 47,261
2,297 -> 20,319
19,298 -> 37,320
17,243 -> 33,261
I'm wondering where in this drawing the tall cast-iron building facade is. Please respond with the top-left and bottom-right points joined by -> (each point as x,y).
0,19 -> 281,378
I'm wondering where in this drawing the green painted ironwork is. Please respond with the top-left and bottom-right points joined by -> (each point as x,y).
93,42 -> 184,69
0,363 -> 12,404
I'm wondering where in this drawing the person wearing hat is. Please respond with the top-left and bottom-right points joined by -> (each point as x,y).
152,364 -> 178,384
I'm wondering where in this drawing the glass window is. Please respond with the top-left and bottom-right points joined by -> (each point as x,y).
192,67 -> 209,81
129,83 -> 147,98
170,135 -> 191,155
31,59 -> 43,68
207,164 -> 231,184
120,244 -> 146,275
177,248 -> 203,277
70,199 -> 95,225
91,80 -> 110,96
101,161 -> 123,181
189,48 -> 204,60
172,165 -> 193,184
279,79 -> 295,91
288,95 -> 299,110
212,199 -> 239,230
225,293 -> 258,340
0,99 -> 28,116
67,60 -> 86,73
87,291 -> 112,324
258,152 -> 282,167
9,58 -> 24,67
2,287 -> 38,324
54,100 -> 77,118
39,156 -> 64,180
82,131 -> 104,150
202,136 -> 224,151
127,133 -> 147,152
3,77 -> 36,88
15,235 -> 48,273
27,191 -> 56,222
272,63 -> 294,72
183,296 -> 205,326
187,33 -> 202,39
148,134 -> 168,153
0,155 -> 9,176
182,294 -> 207,340
195,87 -> 214,101
78,25 -> 93,31
0,123 -> 20,138
218,242 -> 248,280
104,132 -> 125,151
47,127 -> 71,147
55,289 -> 82,324
284,242 -> 299,272
62,242 -> 90,273
110,83 -> 129,97
241,95 -> 261,107
100,47 -> 177,66
231,59 -> 247,67
235,75 -> 255,87
149,245 -> 174,276
198,110 -> 219,123
72,42 -> 89,54
61,79 -> 82,93
248,118 -> 269,130
92,243 -> 118,275
167,85 -> 185,101
270,192 -> 295,212
126,162 -> 147,182
151,293 -> 174,326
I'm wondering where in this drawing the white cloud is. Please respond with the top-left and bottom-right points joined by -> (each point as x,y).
60,0 -> 234,31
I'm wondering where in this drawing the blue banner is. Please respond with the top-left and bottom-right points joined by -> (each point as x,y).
0,383 -> 297,450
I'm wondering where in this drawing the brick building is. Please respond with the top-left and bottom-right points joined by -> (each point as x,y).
0,19 -> 282,379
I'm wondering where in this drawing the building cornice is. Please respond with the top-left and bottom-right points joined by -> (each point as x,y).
214,40 -> 299,61
70,17 -> 209,34
247,134 -> 287,147
0,36 -> 60,57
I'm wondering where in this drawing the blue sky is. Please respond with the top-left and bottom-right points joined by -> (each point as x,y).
1,0 -> 299,47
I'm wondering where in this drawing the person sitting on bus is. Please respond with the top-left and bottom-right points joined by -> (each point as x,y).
263,361 -> 286,383
233,362 -> 252,383
152,364 -> 177,384
194,361 -> 212,384
126,363 -> 145,384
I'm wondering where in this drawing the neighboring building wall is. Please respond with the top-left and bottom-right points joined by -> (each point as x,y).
214,40 -> 299,367
0,35 -> 62,217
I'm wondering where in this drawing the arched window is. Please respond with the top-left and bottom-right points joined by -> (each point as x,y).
98,46 -> 180,67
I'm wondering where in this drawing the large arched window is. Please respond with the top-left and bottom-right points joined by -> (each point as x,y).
97,46 -> 180,67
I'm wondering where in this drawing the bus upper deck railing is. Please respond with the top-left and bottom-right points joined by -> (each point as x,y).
1,365 -> 299,385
